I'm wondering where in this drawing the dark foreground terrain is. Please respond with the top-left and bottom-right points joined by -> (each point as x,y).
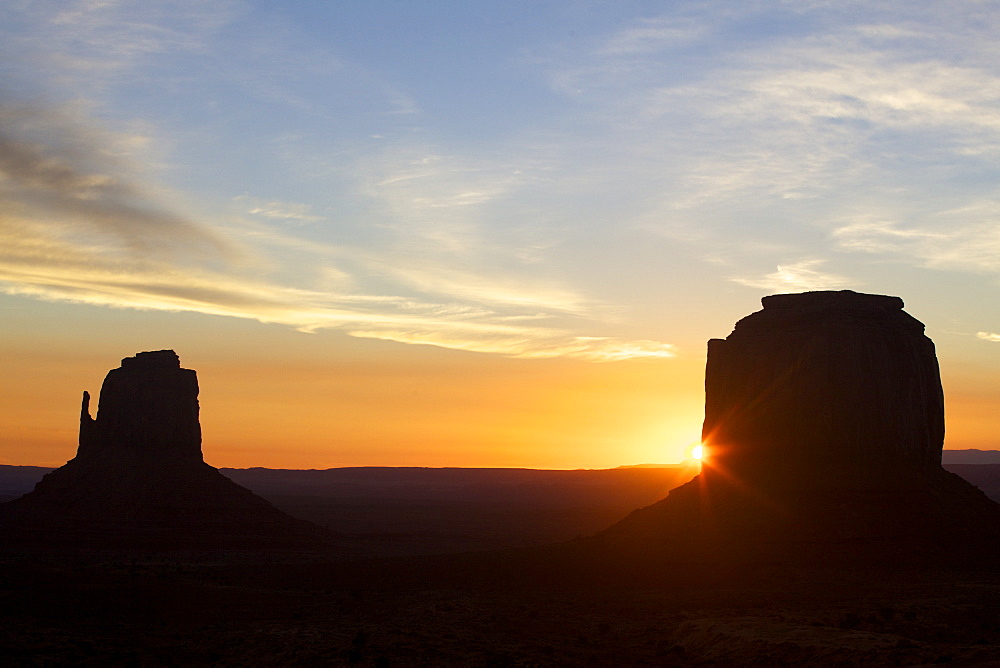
2,547 -> 1000,666
3,459 -> 1000,665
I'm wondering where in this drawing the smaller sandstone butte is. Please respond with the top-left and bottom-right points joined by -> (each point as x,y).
1,350 -> 330,550
600,291 -> 1000,565
78,350 -> 203,463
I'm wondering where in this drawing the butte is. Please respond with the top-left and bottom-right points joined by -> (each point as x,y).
0,350 -> 330,550
598,291 -> 1000,566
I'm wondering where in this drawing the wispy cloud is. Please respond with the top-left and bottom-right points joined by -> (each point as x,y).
2,2 -> 674,360
832,211 -> 1000,274
530,2 -> 1000,282
0,206 -> 675,360
7,0 -> 999,362
360,147 -> 532,255
598,17 -> 707,55
978,332 -> 1000,343
346,330 -> 675,361
732,260 -> 854,292
0,101 -> 674,361
0,103 -> 233,259
236,196 -> 323,224
831,219 -> 945,254
2,0 -> 236,96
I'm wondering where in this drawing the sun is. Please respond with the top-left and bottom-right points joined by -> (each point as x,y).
690,443 -> 704,460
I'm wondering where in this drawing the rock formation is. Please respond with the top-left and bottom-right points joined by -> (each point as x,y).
602,291 -> 1000,564
77,350 -> 203,464
702,291 -> 944,488
1,350 -> 330,549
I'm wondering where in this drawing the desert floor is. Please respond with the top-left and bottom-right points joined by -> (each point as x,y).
3,547 -> 999,666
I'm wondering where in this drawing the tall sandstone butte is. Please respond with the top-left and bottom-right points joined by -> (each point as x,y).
602,291 -> 1000,564
1,350 -> 329,549
702,291 -> 945,488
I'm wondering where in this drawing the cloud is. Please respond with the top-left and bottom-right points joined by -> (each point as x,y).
732,260 -> 854,292
0,102 -> 674,362
19,1 -> 1000,361
831,214 -> 1000,274
0,226 -> 675,360
360,147 -> 532,255
598,17 -> 707,55
0,104 -> 237,270
831,219 -> 945,254
348,143 -> 608,318
347,330 -> 675,361
529,2 -> 1000,265
379,262 -> 594,316
236,196 -> 323,224
0,208 -> 675,360
977,332 -> 1000,343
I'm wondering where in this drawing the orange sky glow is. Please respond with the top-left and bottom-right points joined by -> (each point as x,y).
1,297 -> 994,470
2,3 -> 999,470
0,301 -> 712,469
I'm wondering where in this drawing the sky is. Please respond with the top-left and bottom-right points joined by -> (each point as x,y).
1,0 -> 999,470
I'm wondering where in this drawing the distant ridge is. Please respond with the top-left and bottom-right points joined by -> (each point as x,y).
615,463 -> 688,469
2,462 -> 702,557
942,449 -> 1000,464
2,458 -> 998,502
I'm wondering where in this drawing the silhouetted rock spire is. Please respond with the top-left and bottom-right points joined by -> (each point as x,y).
1,350 -> 330,549
77,350 -> 202,463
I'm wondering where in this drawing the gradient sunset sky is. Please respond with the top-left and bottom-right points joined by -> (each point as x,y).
2,1 -> 999,470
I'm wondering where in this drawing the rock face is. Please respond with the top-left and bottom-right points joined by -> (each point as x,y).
601,291 -> 1000,564
1,351 -> 330,549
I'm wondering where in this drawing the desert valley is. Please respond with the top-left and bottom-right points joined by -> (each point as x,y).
3,292 -> 1000,665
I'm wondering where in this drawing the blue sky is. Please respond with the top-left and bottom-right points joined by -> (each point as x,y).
2,1 -> 999,467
